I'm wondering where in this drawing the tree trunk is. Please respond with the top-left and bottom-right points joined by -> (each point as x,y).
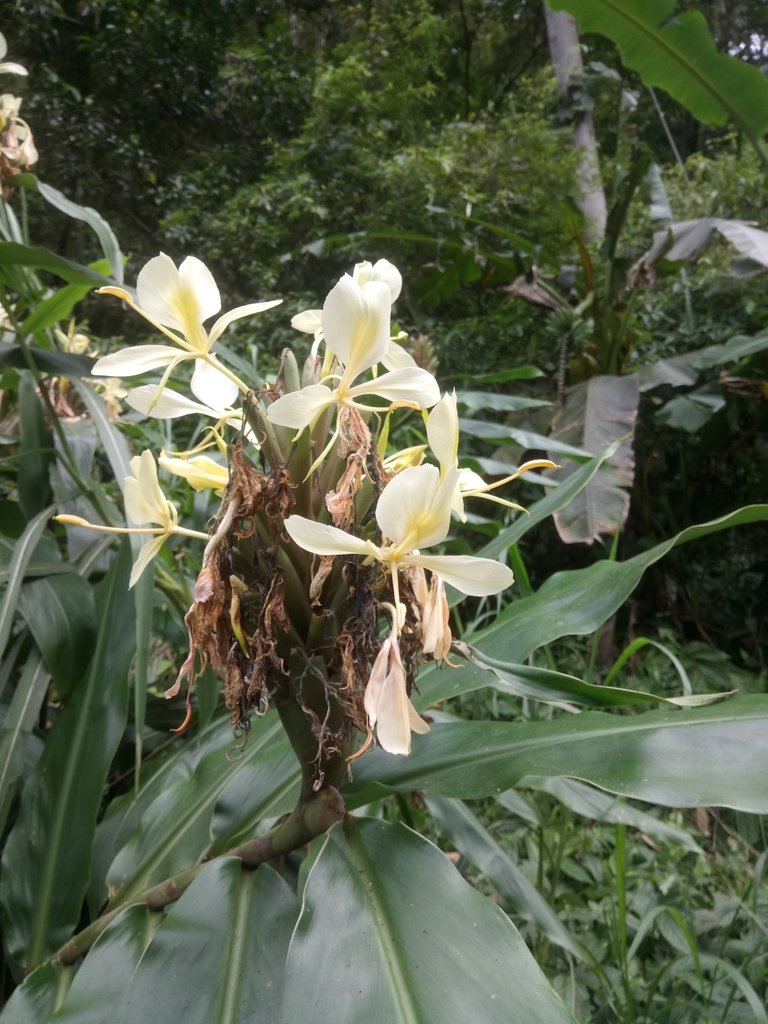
544,3 -> 607,243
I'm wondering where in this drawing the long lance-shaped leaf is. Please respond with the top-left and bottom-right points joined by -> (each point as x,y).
0,962 -> 72,1024
0,242 -> 111,287
0,542 -> 135,969
0,651 -> 50,836
33,180 -> 124,285
419,503 -> 768,706
546,0 -> 768,149
0,506 -> 54,658
345,695 -> 768,812
280,818 -> 578,1024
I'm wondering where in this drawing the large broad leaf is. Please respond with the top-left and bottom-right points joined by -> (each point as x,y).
346,695 -> 768,812
549,374 -> 640,544
417,503 -> 768,707
100,863 -> 295,1024
0,543 -> 135,969
546,0 -> 768,142
0,962 -> 71,1024
280,818 -> 577,1024
0,243 -> 111,287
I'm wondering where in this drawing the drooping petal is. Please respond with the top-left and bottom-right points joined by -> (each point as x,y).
124,450 -> 170,527
266,384 -> 336,430
353,259 -> 402,302
207,299 -> 282,347
159,453 -> 228,492
364,637 -> 428,756
190,357 -> 239,408
402,553 -> 514,596
129,535 -> 167,589
427,391 -> 460,470
91,344 -> 183,377
284,515 -> 371,558
346,367 -> 440,410
322,275 -> 391,382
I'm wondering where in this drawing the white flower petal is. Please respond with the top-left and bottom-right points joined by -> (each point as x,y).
266,384 -> 335,430
126,385 -> 222,420
458,467 -> 487,492
178,256 -> 221,323
322,275 -> 391,381
363,637 -> 427,755
427,391 -> 459,470
347,367 -> 440,409
159,453 -> 228,492
375,464 -> 440,546
403,553 -> 514,596
129,535 -> 166,589
380,339 -> 416,371
91,344 -> 182,377
190,358 -> 239,408
208,299 -> 282,347
124,450 -> 169,526
291,308 -> 323,335
284,516 -> 371,557
353,259 -> 402,302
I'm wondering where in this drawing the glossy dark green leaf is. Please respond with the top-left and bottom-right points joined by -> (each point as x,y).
0,962 -> 71,1024
116,861 -> 297,1024
425,795 -> 585,958
51,906 -> 158,1024
0,507 -> 54,659
18,574 -> 95,700
280,818 -> 577,1024
18,372 -> 53,519
346,696 -> 768,812
0,543 -> 135,969
103,714 -> 297,908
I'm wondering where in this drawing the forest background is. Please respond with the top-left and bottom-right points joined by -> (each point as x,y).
1,1 -> 768,1022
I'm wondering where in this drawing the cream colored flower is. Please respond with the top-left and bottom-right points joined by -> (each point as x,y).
363,632 -> 429,756
159,451 -> 228,494
93,254 -> 280,408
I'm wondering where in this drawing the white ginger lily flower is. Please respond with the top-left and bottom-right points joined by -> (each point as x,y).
93,254 -> 281,409
0,34 -> 27,77
54,450 -> 208,587
285,463 -> 513,612
125,383 -> 242,429
290,259 -> 414,371
285,464 -> 513,753
427,390 -> 558,520
363,631 -> 430,756
268,272 -> 438,451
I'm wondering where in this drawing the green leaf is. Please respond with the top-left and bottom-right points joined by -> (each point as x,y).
50,906 -> 158,1024
419,503 -> 768,706
425,796 -> 586,958
18,574 -> 96,700
33,180 -> 124,285
0,962 -> 71,1024
18,372 -> 53,519
0,243 -> 111,287
346,695 -> 768,812
0,507 -> 55,658
0,345 -> 97,377
546,0 -> 768,141
456,391 -> 551,414
19,282 -> 94,338
459,365 -> 545,385
112,862 -> 297,1024
0,542 -> 135,969
519,778 -> 702,852
280,818 -> 577,1024
0,651 -> 50,836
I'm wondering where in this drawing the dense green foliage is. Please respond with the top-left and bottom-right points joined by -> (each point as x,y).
1,2 -> 767,1021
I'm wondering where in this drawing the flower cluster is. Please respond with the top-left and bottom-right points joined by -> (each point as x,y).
56,255 -> 554,765
0,33 -> 37,194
